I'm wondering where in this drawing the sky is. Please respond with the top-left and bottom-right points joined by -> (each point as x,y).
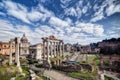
0,0 -> 120,45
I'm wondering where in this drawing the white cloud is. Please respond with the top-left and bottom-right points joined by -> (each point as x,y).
91,1 -> 107,22
91,0 -> 120,22
27,11 -> 44,22
106,4 -> 120,16
105,0 -> 120,16
76,22 -> 104,36
1,0 -> 30,23
82,6 -> 88,14
65,7 -> 77,17
90,14 -> 104,22
0,0 -> 53,24
49,16 -> 69,27
60,0 -> 72,8
0,18 -> 106,45
64,1 -> 91,18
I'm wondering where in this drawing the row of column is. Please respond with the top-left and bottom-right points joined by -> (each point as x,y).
43,40 -> 64,60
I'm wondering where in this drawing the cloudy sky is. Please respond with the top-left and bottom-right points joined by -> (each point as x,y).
0,0 -> 120,45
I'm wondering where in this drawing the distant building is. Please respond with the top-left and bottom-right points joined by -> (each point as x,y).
64,43 -> 72,52
29,43 -> 43,60
80,45 -> 91,53
98,42 -> 120,49
64,43 -> 100,54
20,34 -> 30,56
0,42 -> 15,55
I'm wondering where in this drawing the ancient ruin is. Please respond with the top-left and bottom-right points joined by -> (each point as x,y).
9,37 -> 22,72
42,35 -> 64,67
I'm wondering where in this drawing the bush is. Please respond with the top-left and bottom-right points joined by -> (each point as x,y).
95,60 -> 100,66
103,60 -> 109,66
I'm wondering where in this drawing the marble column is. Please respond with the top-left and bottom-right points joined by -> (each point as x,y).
54,42 -> 56,57
49,42 -> 51,57
47,41 -> 49,60
15,37 -> 20,67
15,37 -> 22,72
56,42 -> 58,57
62,42 -> 64,57
58,42 -> 60,57
43,41 -> 45,60
9,39 -> 12,65
59,42 -> 62,56
50,42 -> 53,57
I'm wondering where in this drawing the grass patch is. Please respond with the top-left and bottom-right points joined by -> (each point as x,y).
87,55 -> 99,64
0,66 -> 19,80
95,60 -> 100,66
15,76 -> 27,80
22,68 -> 29,75
105,75 -> 115,80
68,72 -> 95,80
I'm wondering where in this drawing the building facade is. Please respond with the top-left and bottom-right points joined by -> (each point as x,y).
64,43 -> 72,52
0,42 -> 15,55
20,34 -> 30,56
29,43 -> 43,60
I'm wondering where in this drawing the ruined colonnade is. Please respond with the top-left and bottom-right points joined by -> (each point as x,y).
42,36 -> 64,66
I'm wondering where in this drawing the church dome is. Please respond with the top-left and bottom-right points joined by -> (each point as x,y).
21,34 -> 28,43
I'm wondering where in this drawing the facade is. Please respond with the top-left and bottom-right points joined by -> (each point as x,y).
29,43 -> 43,60
64,43 -> 72,52
42,35 -> 64,66
0,42 -> 15,55
80,45 -> 92,53
20,34 -> 30,56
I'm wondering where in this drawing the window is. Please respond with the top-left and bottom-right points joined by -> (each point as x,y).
24,50 -> 27,53
4,45 -> 6,47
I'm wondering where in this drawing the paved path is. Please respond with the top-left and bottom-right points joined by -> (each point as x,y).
98,71 -> 120,80
103,72 -> 120,80
44,70 -> 78,80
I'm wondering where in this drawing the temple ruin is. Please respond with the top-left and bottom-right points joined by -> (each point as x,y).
42,35 -> 64,67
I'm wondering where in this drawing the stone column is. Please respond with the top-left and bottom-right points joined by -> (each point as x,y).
62,42 -> 64,57
57,42 -> 59,57
49,42 -> 51,57
59,42 -> 62,56
15,37 -> 22,72
50,42 -> 53,57
15,38 -> 17,64
56,42 -> 58,57
9,39 -> 12,65
15,37 -> 20,67
47,41 -> 49,60
54,42 -> 56,57
43,41 -> 45,60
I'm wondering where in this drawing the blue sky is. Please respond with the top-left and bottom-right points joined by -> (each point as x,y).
0,0 -> 120,45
